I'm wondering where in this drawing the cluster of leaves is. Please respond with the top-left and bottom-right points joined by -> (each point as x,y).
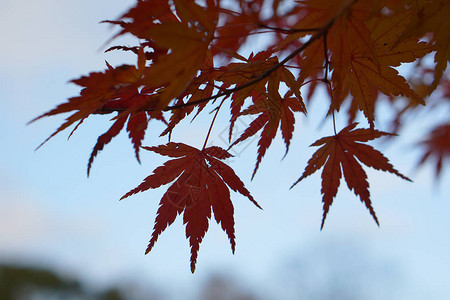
33,0 -> 450,272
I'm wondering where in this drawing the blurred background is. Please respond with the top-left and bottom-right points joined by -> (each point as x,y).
1,0 -> 449,299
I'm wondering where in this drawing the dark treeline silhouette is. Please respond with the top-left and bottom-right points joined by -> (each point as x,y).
0,264 -> 259,300
0,265 -> 140,300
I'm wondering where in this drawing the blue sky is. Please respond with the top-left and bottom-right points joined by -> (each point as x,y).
1,1 -> 449,299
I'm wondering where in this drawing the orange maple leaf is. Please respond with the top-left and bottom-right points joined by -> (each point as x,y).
291,123 -> 411,229
276,1 -> 428,126
104,0 -> 217,111
398,0 -> 450,91
121,143 -> 260,273
160,50 -> 223,137
340,10 -> 430,125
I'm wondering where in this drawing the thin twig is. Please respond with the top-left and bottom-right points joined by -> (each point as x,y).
257,23 -> 321,34
164,20 -> 334,111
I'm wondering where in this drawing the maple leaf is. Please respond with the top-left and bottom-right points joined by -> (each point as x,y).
216,50 -> 279,141
160,50 -> 223,137
397,0 -> 450,91
330,8 -> 427,126
87,109 -> 161,176
103,0 -> 175,41
417,123 -> 450,178
217,51 -> 306,177
104,0 -> 218,111
278,1 -> 427,126
121,143 -> 260,273
305,0 -> 381,108
30,47 -> 149,149
366,11 -> 433,67
229,73 -> 306,178
345,55 -> 424,126
138,0 -> 217,110
291,123 -> 411,229
211,0 -> 264,58
218,50 -> 278,111
31,46 -> 168,175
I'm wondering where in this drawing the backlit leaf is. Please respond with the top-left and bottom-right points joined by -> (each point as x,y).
291,123 -> 411,229
121,143 -> 260,272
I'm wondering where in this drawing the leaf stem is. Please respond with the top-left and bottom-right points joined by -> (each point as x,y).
202,98 -> 225,150
332,111 -> 337,135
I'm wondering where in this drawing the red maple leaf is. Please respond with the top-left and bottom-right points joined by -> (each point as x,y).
291,123 -> 411,229
87,86 -> 166,176
230,89 -> 305,178
217,50 -> 306,178
417,123 -> 450,178
121,143 -> 260,272
87,110 -> 153,176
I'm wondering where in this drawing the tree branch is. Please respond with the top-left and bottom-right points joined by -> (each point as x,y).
99,2 -> 350,114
